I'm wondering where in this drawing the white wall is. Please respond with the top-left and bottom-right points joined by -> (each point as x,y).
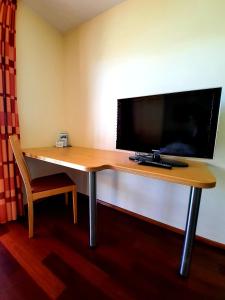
16,0 -> 87,191
64,0 -> 225,244
16,0 -> 65,148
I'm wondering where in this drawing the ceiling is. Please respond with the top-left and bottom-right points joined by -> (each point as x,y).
22,0 -> 126,32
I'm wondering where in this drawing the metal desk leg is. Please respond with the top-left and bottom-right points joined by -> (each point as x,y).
89,171 -> 97,248
179,187 -> 202,277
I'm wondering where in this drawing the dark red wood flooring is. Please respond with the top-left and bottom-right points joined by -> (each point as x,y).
0,195 -> 225,299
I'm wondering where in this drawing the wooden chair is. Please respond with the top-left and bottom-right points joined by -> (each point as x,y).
9,135 -> 77,238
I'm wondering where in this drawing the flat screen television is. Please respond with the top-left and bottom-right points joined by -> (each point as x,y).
116,88 -> 222,165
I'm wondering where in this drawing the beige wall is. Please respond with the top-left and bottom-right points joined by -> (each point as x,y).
64,0 -> 225,153
16,1 -> 87,190
64,0 -> 225,244
16,0 -> 65,148
17,0 -> 225,244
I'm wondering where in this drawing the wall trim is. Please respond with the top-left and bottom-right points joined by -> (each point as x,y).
96,198 -> 225,251
26,192 -> 225,251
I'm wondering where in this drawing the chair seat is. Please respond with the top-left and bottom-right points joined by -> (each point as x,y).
31,173 -> 74,193
9,135 -> 77,238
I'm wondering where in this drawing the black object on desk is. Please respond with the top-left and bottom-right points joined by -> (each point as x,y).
130,151 -> 188,169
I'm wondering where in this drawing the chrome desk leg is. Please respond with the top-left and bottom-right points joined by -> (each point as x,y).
89,171 -> 97,248
180,187 -> 202,277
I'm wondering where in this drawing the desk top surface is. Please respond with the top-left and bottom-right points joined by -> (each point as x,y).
23,146 -> 216,189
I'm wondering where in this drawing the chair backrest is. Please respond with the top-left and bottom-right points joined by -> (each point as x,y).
9,135 -> 32,196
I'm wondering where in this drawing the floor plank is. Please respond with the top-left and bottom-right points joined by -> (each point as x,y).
0,241 -> 50,300
0,195 -> 225,299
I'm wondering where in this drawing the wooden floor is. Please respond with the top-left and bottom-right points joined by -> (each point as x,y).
0,195 -> 225,300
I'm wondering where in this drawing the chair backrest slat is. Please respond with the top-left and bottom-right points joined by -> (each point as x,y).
9,135 -> 32,196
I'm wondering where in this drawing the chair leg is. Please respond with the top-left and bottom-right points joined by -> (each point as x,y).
28,201 -> 34,238
65,192 -> 69,206
72,186 -> 77,224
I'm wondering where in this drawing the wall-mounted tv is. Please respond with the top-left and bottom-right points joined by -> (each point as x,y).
116,88 -> 222,162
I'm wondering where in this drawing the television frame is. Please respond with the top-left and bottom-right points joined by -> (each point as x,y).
116,87 -> 222,167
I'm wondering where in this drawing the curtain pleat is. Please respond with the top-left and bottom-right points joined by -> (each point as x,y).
0,0 -> 23,223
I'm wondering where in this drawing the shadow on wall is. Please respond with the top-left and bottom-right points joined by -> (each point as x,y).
213,103 -> 225,166
197,164 -> 225,243
96,168 -> 189,227
25,157 -> 88,193
205,164 -> 225,202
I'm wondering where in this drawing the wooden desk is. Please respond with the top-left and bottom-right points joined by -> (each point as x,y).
23,146 -> 216,277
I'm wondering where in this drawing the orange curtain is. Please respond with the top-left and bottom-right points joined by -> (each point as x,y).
0,0 -> 23,223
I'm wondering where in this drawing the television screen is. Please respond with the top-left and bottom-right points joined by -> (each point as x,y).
116,88 -> 222,159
